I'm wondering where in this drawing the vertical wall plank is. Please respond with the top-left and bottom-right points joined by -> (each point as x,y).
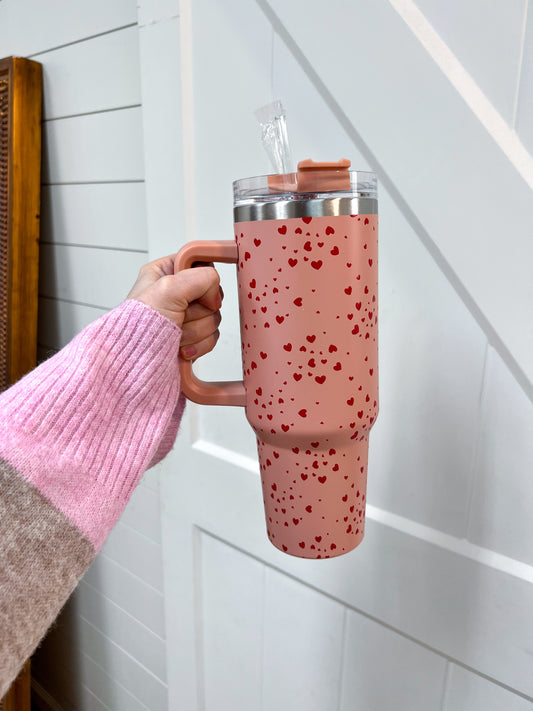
340,609 -> 447,710
263,568 -> 345,711
200,533 -> 264,711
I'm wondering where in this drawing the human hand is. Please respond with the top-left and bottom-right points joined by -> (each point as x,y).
127,254 -> 222,361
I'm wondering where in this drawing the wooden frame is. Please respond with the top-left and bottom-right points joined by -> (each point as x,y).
0,56 -> 42,390
0,56 -> 42,711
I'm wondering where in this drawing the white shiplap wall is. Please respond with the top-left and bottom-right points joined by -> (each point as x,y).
0,2 -> 169,709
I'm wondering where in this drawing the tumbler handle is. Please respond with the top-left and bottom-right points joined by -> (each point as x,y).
175,240 -> 246,407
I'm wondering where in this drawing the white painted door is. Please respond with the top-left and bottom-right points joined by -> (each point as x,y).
138,0 -> 533,709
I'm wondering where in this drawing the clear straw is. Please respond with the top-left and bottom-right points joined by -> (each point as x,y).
255,100 -> 294,174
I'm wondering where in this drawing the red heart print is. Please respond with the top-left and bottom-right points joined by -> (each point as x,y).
311,260 -> 323,270
357,410 -> 363,418
299,541 -> 305,548
347,397 -> 354,405
295,227 -> 302,234
352,325 -> 359,335
329,344 -> 337,353
293,518 -> 299,525
311,441 -> 319,448
251,361 -> 257,369
245,252 -> 251,260
315,375 -> 326,384
318,476 -> 327,484
298,409 -> 307,417
294,297 -> 303,306
256,387 -> 262,396
325,226 -> 335,235
330,246 -> 339,255
293,447 -> 299,453
302,216 -> 312,224
333,362 -> 342,371
301,473 -> 308,480
308,358 -> 316,367
342,494 -> 348,502
293,373 -> 302,381
330,543 -> 337,550
260,352 -> 267,359
315,535 -> 322,542
364,218 -> 369,225
288,258 -> 298,267
304,241 -> 312,251
307,335 -> 316,343
278,225 -> 287,234
282,424 -> 290,432
318,242 -> 324,248
356,302 -> 362,310
369,258 -> 373,266
276,315 -> 285,324
344,286 -> 352,295
249,279 -> 256,288
283,343 -> 292,351
254,238 -> 261,246
305,505 -> 312,513
261,306 -> 267,313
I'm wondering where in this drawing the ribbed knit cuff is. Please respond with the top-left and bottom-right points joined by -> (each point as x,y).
0,300 -> 183,550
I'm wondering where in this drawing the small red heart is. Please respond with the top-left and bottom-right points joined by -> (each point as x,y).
295,227 -> 302,234
369,368 -> 374,376
305,505 -> 312,513
259,352 -> 267,359
298,409 -> 307,417
333,362 -> 342,371
308,358 -> 316,367
344,286 -> 352,295
369,259 -> 373,266
283,343 -> 292,351
315,535 -> 322,542
311,260 -> 323,270
347,397 -> 354,405
261,306 -> 267,313
293,297 -> 303,306
329,344 -> 337,353
293,447 -> 299,453
282,544 -> 288,551
332,464 -> 339,471
318,476 -> 327,483
301,473 -> 308,480
249,279 -> 256,288
315,375 -> 326,384
293,373 -> 302,381
357,410 -> 363,418
256,387 -> 262,396
304,241 -> 312,251
330,246 -> 339,255
330,543 -> 337,550
329,448 -> 336,455
364,218 -> 369,225
254,238 -> 261,246
307,335 -> 316,343
302,216 -> 312,224
311,441 -> 319,448
325,225 -> 335,235
293,518 -> 299,525
318,242 -> 324,247
271,483 -> 277,491
299,541 -> 305,548
352,325 -> 360,335
251,361 -> 257,369
356,302 -> 362,310
282,424 -> 290,432
278,225 -> 287,234
288,258 -> 298,267
244,252 -> 251,260
342,494 -> 348,502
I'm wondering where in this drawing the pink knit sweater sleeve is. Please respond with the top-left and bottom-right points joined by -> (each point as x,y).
0,299 -> 185,695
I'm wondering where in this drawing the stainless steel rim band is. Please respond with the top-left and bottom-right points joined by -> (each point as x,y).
233,197 -> 378,222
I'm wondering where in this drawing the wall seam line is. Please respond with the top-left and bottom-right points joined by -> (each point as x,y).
27,23 -> 138,58
512,0 -> 530,127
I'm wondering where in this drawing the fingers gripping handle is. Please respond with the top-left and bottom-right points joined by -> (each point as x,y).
175,241 -> 246,407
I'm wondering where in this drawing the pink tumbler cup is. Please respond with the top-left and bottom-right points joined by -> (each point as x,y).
176,160 -> 378,558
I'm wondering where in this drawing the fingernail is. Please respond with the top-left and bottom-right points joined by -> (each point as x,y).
182,346 -> 197,359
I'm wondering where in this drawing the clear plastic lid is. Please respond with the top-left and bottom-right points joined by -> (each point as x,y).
233,160 -> 377,207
